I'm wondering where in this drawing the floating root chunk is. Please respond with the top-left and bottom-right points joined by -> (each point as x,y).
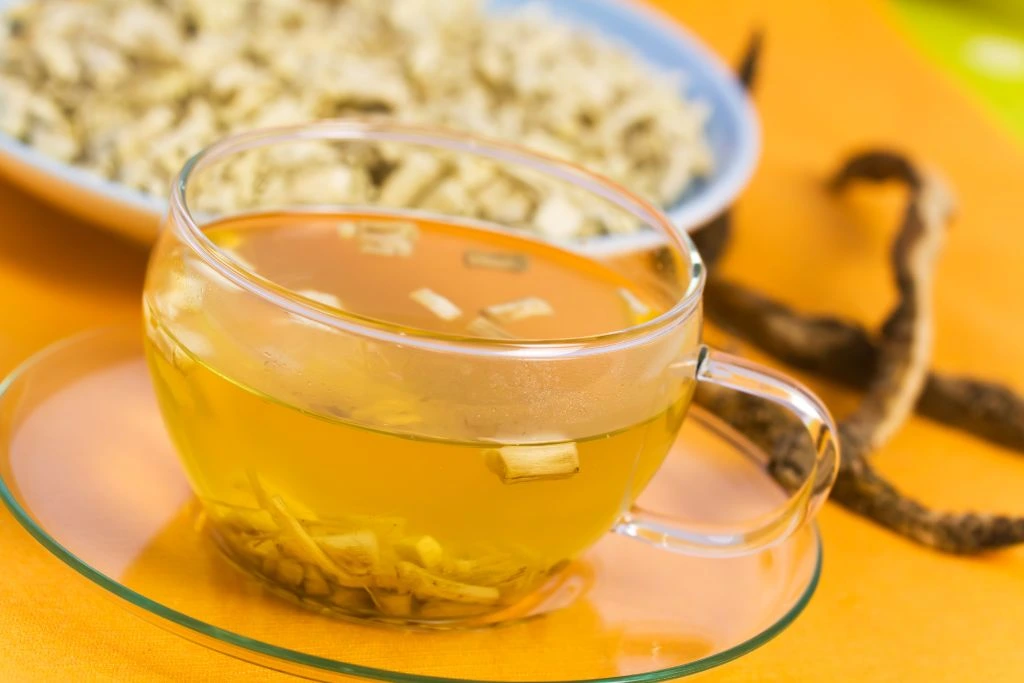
482,296 -> 554,324
356,221 -> 418,257
396,535 -> 444,569
618,287 -> 652,321
702,148 -> 1024,553
336,221 -> 359,239
485,442 -> 579,484
295,288 -> 343,310
463,250 -> 529,272
396,562 -> 501,605
465,315 -> 513,339
358,233 -> 416,257
410,288 -> 462,321
358,220 -> 420,241
316,530 -> 379,575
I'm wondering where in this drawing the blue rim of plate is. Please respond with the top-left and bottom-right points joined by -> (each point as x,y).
0,0 -> 759,240
0,328 -> 815,683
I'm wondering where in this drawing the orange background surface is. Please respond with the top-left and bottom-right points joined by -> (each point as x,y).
1,0 -> 1023,679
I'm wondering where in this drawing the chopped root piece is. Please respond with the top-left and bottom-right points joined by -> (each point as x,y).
618,287 -> 652,320
410,288 -> 462,321
336,221 -> 359,239
295,288 -> 343,310
275,558 -> 305,588
302,565 -> 332,596
317,530 -> 379,575
396,562 -> 501,605
485,442 -> 580,484
533,194 -> 585,239
466,316 -> 513,339
245,538 -> 280,562
396,535 -> 444,569
445,555 -> 529,588
329,587 -> 373,610
358,233 -> 415,257
463,250 -> 529,272
249,474 -> 365,587
357,220 -> 420,240
265,494 -> 362,587
374,591 -> 414,617
482,297 -> 554,324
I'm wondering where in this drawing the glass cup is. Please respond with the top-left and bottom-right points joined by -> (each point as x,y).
143,121 -> 838,627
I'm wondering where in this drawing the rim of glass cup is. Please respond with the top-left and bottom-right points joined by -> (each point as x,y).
168,120 -> 706,359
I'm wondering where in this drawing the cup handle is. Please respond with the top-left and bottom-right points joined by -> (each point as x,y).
614,346 -> 840,557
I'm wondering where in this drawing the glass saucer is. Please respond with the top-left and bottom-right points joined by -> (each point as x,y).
0,328 -> 821,682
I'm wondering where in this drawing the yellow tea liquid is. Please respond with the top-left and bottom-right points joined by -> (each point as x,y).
144,212 -> 693,622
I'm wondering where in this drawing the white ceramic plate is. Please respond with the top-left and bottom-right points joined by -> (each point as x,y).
0,0 -> 759,246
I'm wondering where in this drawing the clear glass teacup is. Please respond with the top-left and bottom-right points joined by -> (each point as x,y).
143,121 -> 838,626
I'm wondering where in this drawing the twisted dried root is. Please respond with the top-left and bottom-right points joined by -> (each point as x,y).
698,35 -> 1024,454
693,35 -> 1024,553
700,150 -> 1024,552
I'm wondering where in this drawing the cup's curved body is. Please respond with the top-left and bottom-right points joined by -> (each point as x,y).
144,122 -> 837,626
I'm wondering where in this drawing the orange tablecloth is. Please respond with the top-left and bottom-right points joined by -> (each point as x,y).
2,0 -> 1023,679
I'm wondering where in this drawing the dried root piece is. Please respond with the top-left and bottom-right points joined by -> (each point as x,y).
358,220 -> 420,241
466,316 -> 514,339
358,233 -> 416,257
356,221 -> 419,257
704,280 -> 1024,453
410,287 -> 463,321
482,297 -> 554,324
396,562 -> 501,605
295,289 -> 343,310
618,287 -> 652,322
396,535 -> 445,569
444,555 -> 531,591
336,221 -> 359,239
248,474 -> 365,586
303,565 -> 332,596
374,591 -> 414,617
316,530 -> 380,575
463,250 -> 529,272
701,149 -> 1024,553
832,153 -> 951,452
329,587 -> 373,610
485,442 -> 580,484
275,558 -> 305,588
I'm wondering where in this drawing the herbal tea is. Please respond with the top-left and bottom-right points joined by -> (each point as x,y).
144,212 -> 695,622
